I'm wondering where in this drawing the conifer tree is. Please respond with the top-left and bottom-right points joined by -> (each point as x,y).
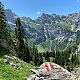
39,53 -> 43,65
34,47 -> 39,66
0,2 -> 7,39
0,2 -> 16,55
45,51 -> 49,60
15,17 -> 30,62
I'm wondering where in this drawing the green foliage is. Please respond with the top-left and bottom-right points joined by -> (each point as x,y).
15,17 -> 44,65
31,44 -> 39,66
43,46 -> 79,71
36,45 -> 47,53
0,2 -> 7,30
38,53 -> 43,65
0,3 -> 79,78
0,56 -> 35,80
0,2 -> 12,48
47,57 -> 50,62
15,17 -> 31,62
30,44 -> 43,66
0,45 -> 10,58
42,40 -> 52,51
0,2 -> 8,39
60,22 -> 71,31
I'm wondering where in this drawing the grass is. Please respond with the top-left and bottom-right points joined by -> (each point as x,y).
50,57 -> 53,62
36,45 -> 47,53
59,22 -> 71,31
0,56 -> 35,80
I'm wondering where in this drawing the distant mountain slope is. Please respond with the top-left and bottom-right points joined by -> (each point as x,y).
5,9 -> 80,51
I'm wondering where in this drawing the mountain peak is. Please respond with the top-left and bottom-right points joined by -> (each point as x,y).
5,9 -> 15,23
20,16 -> 32,22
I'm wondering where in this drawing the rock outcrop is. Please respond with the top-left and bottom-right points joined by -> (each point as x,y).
27,62 -> 77,80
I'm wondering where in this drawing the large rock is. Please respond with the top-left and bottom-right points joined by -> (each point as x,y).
27,62 -> 77,80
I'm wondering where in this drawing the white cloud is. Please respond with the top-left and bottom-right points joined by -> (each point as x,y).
37,12 -> 40,14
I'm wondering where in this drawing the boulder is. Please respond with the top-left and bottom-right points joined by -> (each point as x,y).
27,62 -> 77,80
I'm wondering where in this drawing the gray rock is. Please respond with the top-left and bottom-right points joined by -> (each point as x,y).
27,62 -> 76,80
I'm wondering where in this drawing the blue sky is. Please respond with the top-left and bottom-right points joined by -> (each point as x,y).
1,0 -> 80,19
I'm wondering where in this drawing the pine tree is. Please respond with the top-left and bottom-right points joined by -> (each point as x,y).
31,44 -> 42,66
71,54 -> 74,64
0,2 -> 16,55
47,57 -> 50,62
15,17 -> 30,62
52,50 -> 55,58
34,47 -> 39,66
0,2 -> 7,39
39,53 -> 43,65
0,2 -> 11,44
45,51 -> 49,60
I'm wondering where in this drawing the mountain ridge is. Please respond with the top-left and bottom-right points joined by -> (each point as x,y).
5,9 -> 80,51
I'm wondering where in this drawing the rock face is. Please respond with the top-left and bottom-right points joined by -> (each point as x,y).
4,55 -> 22,70
5,9 -> 15,23
71,67 -> 80,80
27,62 -> 77,80
5,9 -> 80,50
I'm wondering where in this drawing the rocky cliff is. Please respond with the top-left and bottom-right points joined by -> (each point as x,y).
5,9 -> 80,51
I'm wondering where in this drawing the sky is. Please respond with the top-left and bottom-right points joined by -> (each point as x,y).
1,0 -> 80,19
